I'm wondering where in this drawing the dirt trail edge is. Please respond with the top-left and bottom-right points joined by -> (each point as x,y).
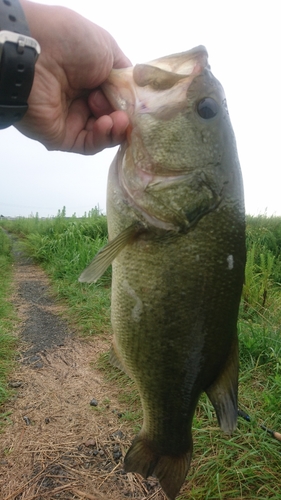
0,237 -> 164,500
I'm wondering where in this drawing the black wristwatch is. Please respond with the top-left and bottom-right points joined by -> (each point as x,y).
0,0 -> 40,129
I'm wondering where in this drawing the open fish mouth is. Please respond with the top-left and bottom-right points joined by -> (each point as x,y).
101,46 -> 226,232
102,45 -> 209,117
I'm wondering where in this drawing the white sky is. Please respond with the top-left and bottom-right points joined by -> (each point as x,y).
1,0 -> 279,218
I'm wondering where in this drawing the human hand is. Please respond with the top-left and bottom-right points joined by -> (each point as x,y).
17,0 -> 131,154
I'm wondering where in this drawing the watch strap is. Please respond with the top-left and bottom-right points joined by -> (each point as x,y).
0,0 -> 30,35
0,0 -> 40,129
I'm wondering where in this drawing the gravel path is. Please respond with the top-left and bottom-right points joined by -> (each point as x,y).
0,235 -> 164,500
11,236 -> 71,367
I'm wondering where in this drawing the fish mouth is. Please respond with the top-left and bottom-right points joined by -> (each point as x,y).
101,45 -> 209,118
104,46 -> 224,233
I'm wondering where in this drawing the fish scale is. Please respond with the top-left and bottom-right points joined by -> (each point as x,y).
79,45 -> 245,499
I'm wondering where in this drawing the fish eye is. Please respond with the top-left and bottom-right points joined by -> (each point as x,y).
197,98 -> 218,119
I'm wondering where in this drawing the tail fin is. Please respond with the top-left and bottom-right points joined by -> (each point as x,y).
124,435 -> 192,500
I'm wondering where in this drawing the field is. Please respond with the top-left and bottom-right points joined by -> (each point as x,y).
1,209 -> 281,499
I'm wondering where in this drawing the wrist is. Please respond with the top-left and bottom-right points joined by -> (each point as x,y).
19,0 -> 50,44
0,0 -> 40,129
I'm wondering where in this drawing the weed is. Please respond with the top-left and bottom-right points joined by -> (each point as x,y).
0,229 -> 17,409
1,211 -> 281,498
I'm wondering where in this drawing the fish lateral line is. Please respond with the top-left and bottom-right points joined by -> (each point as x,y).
78,222 -> 144,283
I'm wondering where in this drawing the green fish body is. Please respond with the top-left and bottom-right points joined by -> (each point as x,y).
80,46 -> 245,500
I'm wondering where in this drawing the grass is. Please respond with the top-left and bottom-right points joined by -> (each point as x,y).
1,208 -> 111,337
1,210 -> 281,498
0,229 -> 17,412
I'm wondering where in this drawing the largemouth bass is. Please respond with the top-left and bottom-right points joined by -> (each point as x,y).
80,46 -> 245,499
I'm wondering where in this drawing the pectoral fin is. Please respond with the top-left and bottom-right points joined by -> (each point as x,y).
205,333 -> 239,434
78,223 -> 140,283
109,345 -> 128,375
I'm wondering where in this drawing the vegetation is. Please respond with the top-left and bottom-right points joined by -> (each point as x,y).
239,215 -> 281,389
1,210 -> 281,498
1,208 -> 111,335
0,229 -> 17,409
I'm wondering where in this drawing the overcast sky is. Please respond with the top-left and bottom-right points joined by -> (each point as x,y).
1,0 -> 279,218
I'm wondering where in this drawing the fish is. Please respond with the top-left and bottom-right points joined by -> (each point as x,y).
79,46 -> 245,499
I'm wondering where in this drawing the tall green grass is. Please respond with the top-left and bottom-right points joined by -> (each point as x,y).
0,229 -> 17,410
1,210 -> 281,498
1,208 -> 111,335
240,215 -> 281,375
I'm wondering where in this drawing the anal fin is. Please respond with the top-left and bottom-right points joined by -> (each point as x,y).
205,333 -> 239,434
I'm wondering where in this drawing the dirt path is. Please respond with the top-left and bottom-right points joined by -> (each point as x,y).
0,238 -> 164,500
